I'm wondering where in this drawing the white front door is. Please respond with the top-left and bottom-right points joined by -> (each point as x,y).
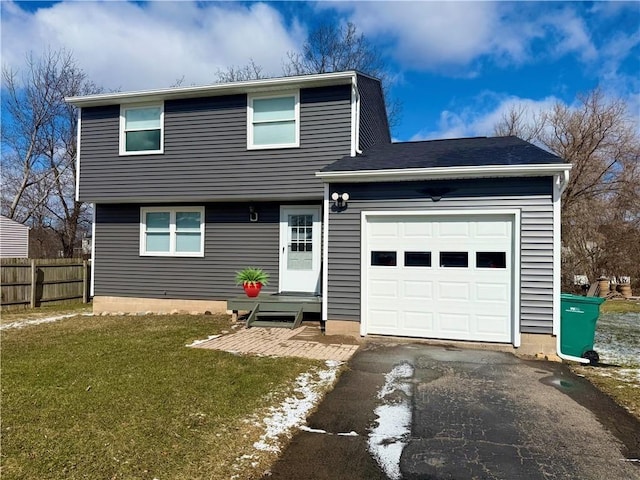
279,206 -> 321,294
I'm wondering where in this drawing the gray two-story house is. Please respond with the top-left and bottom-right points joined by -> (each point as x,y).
67,71 -> 574,360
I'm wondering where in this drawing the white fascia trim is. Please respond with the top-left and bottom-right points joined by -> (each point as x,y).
552,176 -> 562,337
512,209 -> 522,348
322,184 -> 329,322
350,75 -> 361,157
359,210 -> 368,337
75,107 -> 81,202
66,71 -> 358,107
316,164 -> 572,183
90,204 -> 96,297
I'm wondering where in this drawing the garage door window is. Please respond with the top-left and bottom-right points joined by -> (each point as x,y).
440,252 -> 468,268
405,251 -> 432,267
371,251 -> 397,266
476,252 -> 506,268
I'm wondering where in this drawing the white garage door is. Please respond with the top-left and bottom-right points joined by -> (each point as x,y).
364,214 -> 513,343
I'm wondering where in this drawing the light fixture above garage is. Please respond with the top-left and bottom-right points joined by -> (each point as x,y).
331,192 -> 349,208
419,187 -> 454,202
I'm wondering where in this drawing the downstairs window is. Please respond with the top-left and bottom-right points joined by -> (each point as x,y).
140,207 -> 204,257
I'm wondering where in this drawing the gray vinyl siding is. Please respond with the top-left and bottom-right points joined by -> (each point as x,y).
79,86 -> 352,203
326,177 -> 556,334
356,74 -> 390,150
94,202 -> 316,300
0,216 -> 29,258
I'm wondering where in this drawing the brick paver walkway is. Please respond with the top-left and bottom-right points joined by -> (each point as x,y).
190,326 -> 360,361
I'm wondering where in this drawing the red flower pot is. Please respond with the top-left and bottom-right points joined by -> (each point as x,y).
243,282 -> 262,297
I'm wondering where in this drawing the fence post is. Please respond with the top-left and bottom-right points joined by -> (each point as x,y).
30,259 -> 37,308
82,260 -> 88,304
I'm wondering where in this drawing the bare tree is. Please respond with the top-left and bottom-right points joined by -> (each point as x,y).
285,22 -> 400,129
214,59 -> 266,83
1,49 -> 102,257
214,22 -> 401,130
282,22 -> 385,77
494,90 -> 640,286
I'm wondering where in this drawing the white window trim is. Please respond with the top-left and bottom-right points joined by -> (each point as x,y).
120,103 -> 165,155
247,91 -> 300,150
140,206 -> 204,257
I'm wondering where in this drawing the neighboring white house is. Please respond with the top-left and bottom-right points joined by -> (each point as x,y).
0,215 -> 29,258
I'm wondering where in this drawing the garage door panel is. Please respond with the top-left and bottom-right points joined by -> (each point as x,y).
404,311 -> 434,330
476,314 -> 510,335
439,221 -> 469,238
370,310 -> 398,328
369,279 -> 398,297
403,280 -> 433,300
439,313 -> 471,333
438,282 -> 470,301
365,214 -> 513,343
403,220 -> 433,237
369,220 -> 398,238
475,221 -> 510,238
476,283 -> 509,301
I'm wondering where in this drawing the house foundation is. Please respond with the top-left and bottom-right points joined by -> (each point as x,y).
92,296 -> 227,315
325,319 -> 361,337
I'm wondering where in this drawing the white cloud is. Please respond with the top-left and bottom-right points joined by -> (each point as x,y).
327,3 -> 597,74
410,94 -> 559,141
0,1 -> 304,91
540,8 -> 598,62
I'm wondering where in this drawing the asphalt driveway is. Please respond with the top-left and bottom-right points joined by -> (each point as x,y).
263,342 -> 640,480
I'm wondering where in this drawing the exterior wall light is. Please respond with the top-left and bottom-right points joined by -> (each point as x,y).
331,192 -> 350,208
249,205 -> 258,222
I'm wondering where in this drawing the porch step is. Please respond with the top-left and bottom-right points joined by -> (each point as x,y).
246,303 -> 304,329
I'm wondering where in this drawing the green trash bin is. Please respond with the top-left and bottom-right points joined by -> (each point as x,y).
560,293 -> 605,364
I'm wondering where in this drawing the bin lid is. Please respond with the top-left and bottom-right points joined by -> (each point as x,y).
561,293 -> 606,305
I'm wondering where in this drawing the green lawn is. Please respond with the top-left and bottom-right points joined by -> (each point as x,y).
572,305 -> 640,421
600,299 -> 640,314
1,314 -> 323,479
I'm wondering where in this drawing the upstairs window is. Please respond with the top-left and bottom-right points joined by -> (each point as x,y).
248,92 -> 299,149
140,207 -> 204,257
120,104 -> 164,155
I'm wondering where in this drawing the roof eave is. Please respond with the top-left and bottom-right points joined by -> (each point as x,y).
315,164 -> 572,183
65,71 -> 358,107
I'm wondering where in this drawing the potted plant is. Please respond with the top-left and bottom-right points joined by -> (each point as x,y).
235,267 -> 270,297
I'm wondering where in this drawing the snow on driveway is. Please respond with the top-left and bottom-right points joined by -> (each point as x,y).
368,362 -> 414,480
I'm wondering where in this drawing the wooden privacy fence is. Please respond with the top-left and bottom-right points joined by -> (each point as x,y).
1,258 -> 91,308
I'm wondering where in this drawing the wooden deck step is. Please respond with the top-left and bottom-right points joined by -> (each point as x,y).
247,303 -> 304,329
250,320 -> 299,329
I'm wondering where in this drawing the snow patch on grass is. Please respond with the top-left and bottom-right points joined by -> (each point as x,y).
0,312 -> 92,331
368,361 -> 414,480
596,313 -> 640,367
593,312 -> 640,385
185,334 -> 220,347
252,360 -> 342,452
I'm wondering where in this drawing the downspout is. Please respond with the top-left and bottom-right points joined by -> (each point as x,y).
90,204 -> 96,298
322,184 -> 329,324
553,170 -> 587,363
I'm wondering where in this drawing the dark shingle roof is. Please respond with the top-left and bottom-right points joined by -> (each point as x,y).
322,136 -> 564,172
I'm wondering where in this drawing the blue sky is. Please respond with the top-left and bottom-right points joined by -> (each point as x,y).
2,1 -> 639,141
